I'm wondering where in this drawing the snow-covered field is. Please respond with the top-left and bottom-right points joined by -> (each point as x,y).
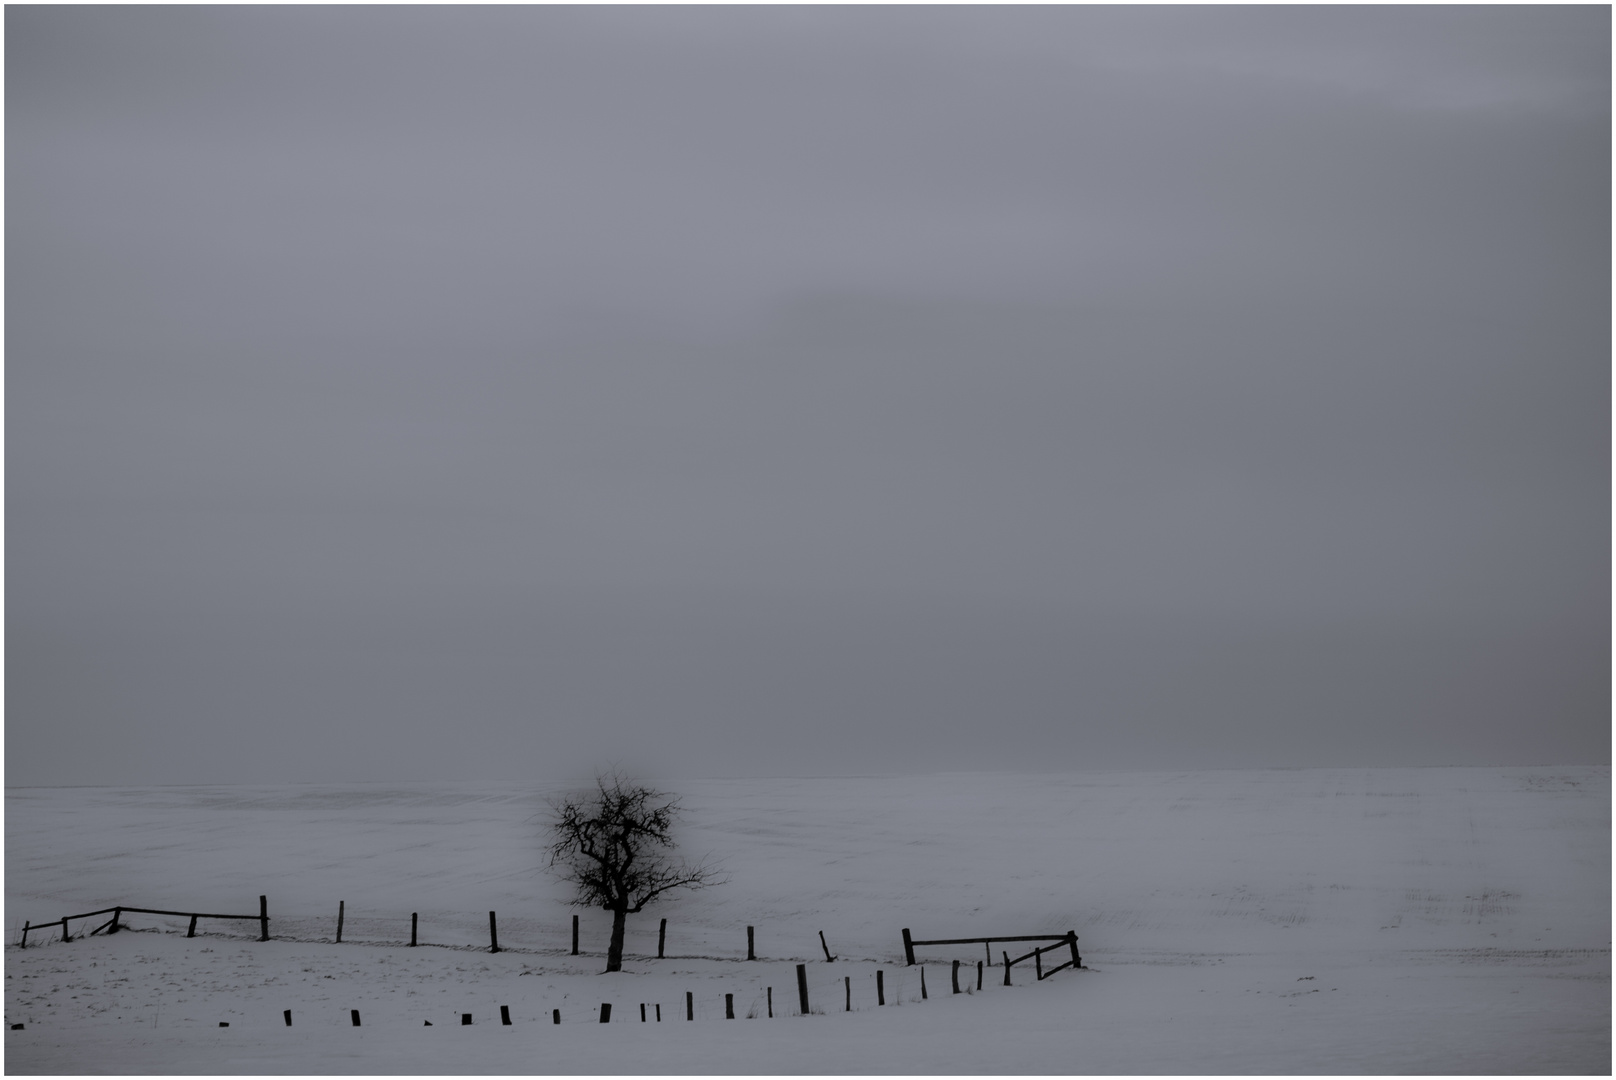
4,767 -> 1609,1074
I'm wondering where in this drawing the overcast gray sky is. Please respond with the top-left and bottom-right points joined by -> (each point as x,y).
7,6 -> 1609,787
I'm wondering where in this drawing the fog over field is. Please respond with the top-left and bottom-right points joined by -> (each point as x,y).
5,768 -> 1610,1073
6,7 -> 1609,1074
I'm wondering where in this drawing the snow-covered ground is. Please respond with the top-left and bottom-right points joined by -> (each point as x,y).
5,767 -> 1609,1073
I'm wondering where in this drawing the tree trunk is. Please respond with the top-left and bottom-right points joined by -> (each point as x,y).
606,906 -> 628,972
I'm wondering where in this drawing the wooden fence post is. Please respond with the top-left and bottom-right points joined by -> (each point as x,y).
488,911 -> 500,953
111,907 -> 122,935
187,915 -> 198,938
747,925 -> 755,960
501,1005 -> 512,1026
986,940 -> 992,967
902,927 -> 915,965
844,975 -> 851,1012
820,931 -> 835,962
921,965 -> 927,999
876,969 -> 885,1006
350,1009 -> 361,1027
767,987 -> 773,1018
1003,951 -> 1012,986
410,913 -> 417,947
598,1003 -> 611,1023
336,901 -> 344,944
656,1003 -> 661,1022
1068,930 -> 1081,968
552,1009 -> 561,1025
461,1013 -> 472,1026
259,896 -> 268,942
686,991 -> 693,1021
725,993 -> 734,1019
952,959 -> 960,994
19,921 -> 29,949
796,963 -> 810,1015
658,918 -> 667,959
640,1003 -> 647,1022
572,914 -> 579,955
1035,944 -> 1042,981
283,1010 -> 292,1027
60,917 -> 70,943
977,959 -> 983,990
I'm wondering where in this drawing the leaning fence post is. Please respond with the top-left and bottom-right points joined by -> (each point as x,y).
1003,950 -> 1012,986
902,927 -> 915,966
19,921 -> 29,949
658,918 -> 667,959
187,915 -> 198,938
488,911 -> 500,953
820,930 -> 835,962
258,896 -> 268,942
1068,930 -> 1081,968
1035,944 -> 1043,981
336,901 -> 344,944
796,963 -> 810,1015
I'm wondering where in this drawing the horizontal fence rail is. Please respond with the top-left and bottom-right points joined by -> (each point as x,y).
20,897 -> 269,947
901,927 -> 1079,970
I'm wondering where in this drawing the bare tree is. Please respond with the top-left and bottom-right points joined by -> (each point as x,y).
546,772 -> 723,972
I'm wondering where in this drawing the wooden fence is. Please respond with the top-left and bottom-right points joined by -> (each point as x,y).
19,897 -> 269,947
901,927 -> 1080,981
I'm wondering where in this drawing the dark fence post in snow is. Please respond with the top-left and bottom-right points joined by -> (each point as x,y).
844,976 -> 851,1011
656,1004 -> 662,1022
283,1010 -> 292,1027
489,911 -> 500,953
501,1005 -> 512,1026
410,913 -> 417,947
259,896 -> 269,942
767,987 -> 773,1018
187,915 -> 198,938
920,966 -> 928,999
598,1003 -> 611,1023
572,915 -> 579,955
640,1003 -> 646,1023
747,925 -> 755,960
336,901 -> 344,944
977,960 -> 984,990
1068,931 -> 1081,968
60,917 -> 71,943
552,1009 -> 561,1025
1003,951 -> 1012,986
796,963 -> 810,1015
876,969 -> 885,1006
658,918 -> 667,959
725,994 -> 734,1019
986,940 -> 993,968
952,960 -> 960,994
350,1009 -> 361,1027
820,931 -> 835,962
1035,945 -> 1042,981
19,921 -> 28,949
902,928 -> 915,966
686,991 -> 693,1021
111,907 -> 123,935
461,1013 -> 472,1026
